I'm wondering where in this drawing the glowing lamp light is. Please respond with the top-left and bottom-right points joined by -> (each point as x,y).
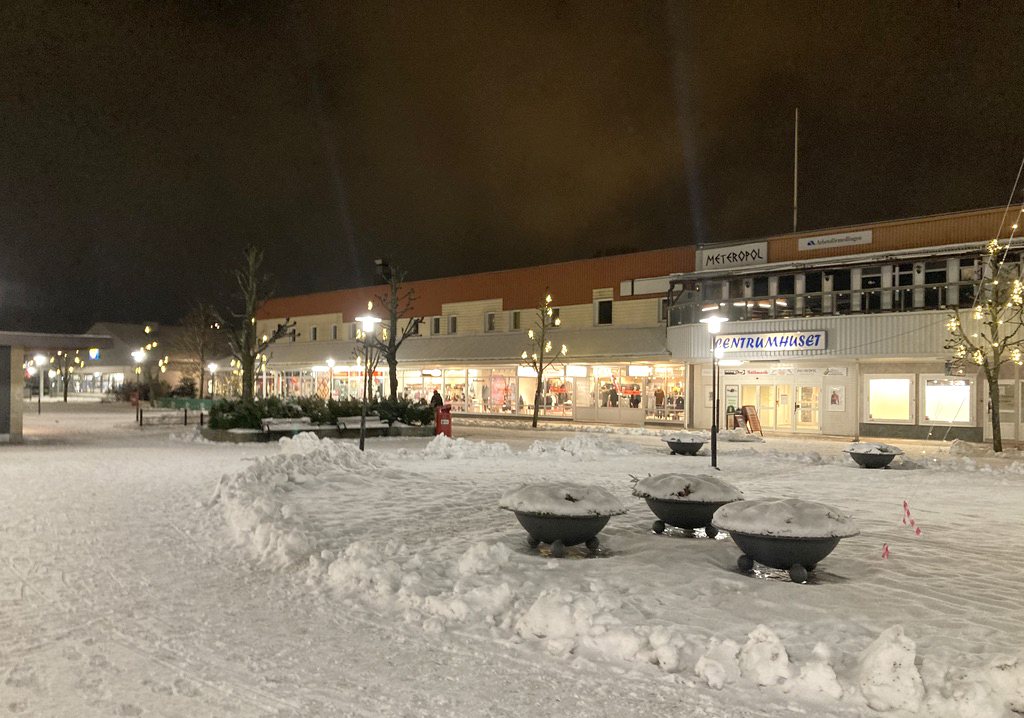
34,354 -> 46,366
208,362 -> 218,373
700,314 -> 728,335
355,314 -> 381,334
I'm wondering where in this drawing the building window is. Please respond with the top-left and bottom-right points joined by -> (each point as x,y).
349,323 -> 359,340
448,315 -> 458,334
484,312 -> 496,332
408,318 -> 420,336
958,258 -> 977,307
596,300 -> 613,325
831,270 -> 851,314
659,297 -> 669,322
509,311 -> 521,330
431,317 -> 441,335
804,272 -> 823,315
861,267 -> 882,313
551,308 -> 560,323
924,261 -> 947,308
866,375 -> 914,423
922,377 -> 972,424
331,324 -> 338,340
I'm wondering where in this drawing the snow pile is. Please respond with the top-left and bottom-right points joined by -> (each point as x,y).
712,498 -> 860,538
857,625 -> 925,712
845,441 -> 903,455
694,638 -> 742,689
214,435 -> 388,565
785,643 -> 843,699
169,427 -> 213,443
525,433 -> 636,459
738,625 -> 793,686
632,473 -> 744,503
498,482 -> 627,517
718,428 -> 765,443
948,438 -> 975,456
419,434 -> 514,460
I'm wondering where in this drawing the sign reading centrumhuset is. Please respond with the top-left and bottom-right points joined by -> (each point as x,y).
696,241 -> 767,270
798,229 -> 872,251
713,331 -> 827,352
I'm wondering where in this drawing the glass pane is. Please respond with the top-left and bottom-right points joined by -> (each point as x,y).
868,378 -> 912,421
923,379 -> 971,423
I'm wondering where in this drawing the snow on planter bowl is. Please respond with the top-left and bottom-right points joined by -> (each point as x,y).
711,498 -> 860,583
632,473 -> 744,538
844,441 -> 904,469
499,482 -> 627,557
661,431 -> 706,456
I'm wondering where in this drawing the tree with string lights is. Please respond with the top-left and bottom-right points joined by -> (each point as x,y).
945,238 -> 1024,452
51,350 -> 85,402
520,292 -> 567,429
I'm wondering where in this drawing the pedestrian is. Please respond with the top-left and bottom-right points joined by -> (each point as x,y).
430,389 -> 444,410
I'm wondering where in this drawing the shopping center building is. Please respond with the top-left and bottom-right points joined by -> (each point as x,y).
256,206 -> 1019,442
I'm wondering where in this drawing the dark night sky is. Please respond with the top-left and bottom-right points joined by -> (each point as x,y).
3,1 -> 1024,332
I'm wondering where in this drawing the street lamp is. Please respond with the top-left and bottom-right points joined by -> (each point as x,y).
208,362 -> 218,398
354,306 -> 382,451
33,354 -> 46,415
699,314 -> 728,469
325,357 -> 335,400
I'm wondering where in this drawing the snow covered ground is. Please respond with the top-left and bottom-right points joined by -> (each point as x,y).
2,401 -> 1022,717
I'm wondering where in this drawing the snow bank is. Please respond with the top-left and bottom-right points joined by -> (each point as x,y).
498,482 -> 627,517
632,473 -> 744,503
526,433 -> 637,459
857,625 -> 925,712
712,498 -> 860,538
419,434 -> 514,460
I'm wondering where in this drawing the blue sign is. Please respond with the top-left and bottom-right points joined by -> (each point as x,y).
88,348 -> 100,360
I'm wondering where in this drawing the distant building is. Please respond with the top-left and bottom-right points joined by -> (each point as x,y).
256,206 -> 1018,443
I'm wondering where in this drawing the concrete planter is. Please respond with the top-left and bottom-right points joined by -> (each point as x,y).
512,511 -> 611,557
662,438 -> 705,456
724,531 -> 843,583
643,498 -> 732,538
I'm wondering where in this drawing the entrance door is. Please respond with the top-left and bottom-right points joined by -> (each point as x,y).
775,384 -> 792,430
756,385 -> 776,430
794,384 -> 821,431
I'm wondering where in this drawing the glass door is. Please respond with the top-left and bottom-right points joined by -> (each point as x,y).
775,384 -> 792,430
794,384 -> 821,431
756,385 -> 776,429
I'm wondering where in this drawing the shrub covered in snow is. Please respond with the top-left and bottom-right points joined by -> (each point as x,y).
499,482 -> 627,517
712,497 -> 860,538
632,473 -> 744,503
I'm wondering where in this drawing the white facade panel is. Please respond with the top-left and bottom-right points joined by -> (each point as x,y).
669,310 -> 963,362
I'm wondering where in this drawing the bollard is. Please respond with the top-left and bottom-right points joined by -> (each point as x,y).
184,407 -> 188,426
200,411 -> 204,427
139,408 -> 143,426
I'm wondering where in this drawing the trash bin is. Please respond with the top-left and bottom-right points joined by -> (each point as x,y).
435,404 -> 452,437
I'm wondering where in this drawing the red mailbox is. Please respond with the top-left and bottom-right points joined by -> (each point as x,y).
435,404 -> 452,437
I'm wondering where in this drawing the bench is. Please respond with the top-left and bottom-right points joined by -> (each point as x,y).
336,414 -> 391,438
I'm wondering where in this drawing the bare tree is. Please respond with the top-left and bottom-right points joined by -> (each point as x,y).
173,301 -> 220,398
520,291 -> 567,428
371,260 -> 422,400
945,239 -> 1024,452
51,350 -> 84,402
221,246 -> 295,403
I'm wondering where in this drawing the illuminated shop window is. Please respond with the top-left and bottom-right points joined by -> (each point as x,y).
922,377 -> 972,424
866,376 -> 914,423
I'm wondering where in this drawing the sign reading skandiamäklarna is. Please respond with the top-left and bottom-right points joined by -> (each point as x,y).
696,241 -> 768,270
798,229 -> 872,251
713,331 -> 827,352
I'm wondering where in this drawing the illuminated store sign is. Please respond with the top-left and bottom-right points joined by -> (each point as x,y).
714,331 -> 827,352
696,241 -> 767,270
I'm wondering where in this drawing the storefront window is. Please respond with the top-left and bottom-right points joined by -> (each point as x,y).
866,376 -> 913,423
443,368 -> 467,412
923,378 -> 972,424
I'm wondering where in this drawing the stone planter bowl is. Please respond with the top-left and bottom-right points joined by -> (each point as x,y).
512,511 -> 611,557
845,451 -> 898,469
725,531 -> 843,582
643,498 -> 732,538
662,438 -> 705,456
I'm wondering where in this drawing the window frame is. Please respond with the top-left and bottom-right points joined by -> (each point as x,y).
863,373 -> 916,424
595,299 -> 613,326
919,374 -> 974,426
448,315 -> 458,334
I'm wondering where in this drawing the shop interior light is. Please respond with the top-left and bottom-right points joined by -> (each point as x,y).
421,369 -> 442,377
719,359 -> 745,367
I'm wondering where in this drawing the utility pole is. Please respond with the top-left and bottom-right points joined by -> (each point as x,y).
793,107 -> 799,233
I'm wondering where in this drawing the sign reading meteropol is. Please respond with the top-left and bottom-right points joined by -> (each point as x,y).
697,241 -> 767,270
714,331 -> 827,352
798,229 -> 872,251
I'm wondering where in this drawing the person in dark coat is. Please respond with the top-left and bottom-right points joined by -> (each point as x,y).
430,389 -> 444,409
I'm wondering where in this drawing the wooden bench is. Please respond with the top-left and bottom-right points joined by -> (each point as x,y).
336,414 -> 391,437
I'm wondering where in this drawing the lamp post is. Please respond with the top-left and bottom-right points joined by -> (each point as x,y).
33,354 -> 46,415
208,362 -> 217,398
700,314 -> 728,469
325,357 -> 335,400
354,308 -> 381,451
